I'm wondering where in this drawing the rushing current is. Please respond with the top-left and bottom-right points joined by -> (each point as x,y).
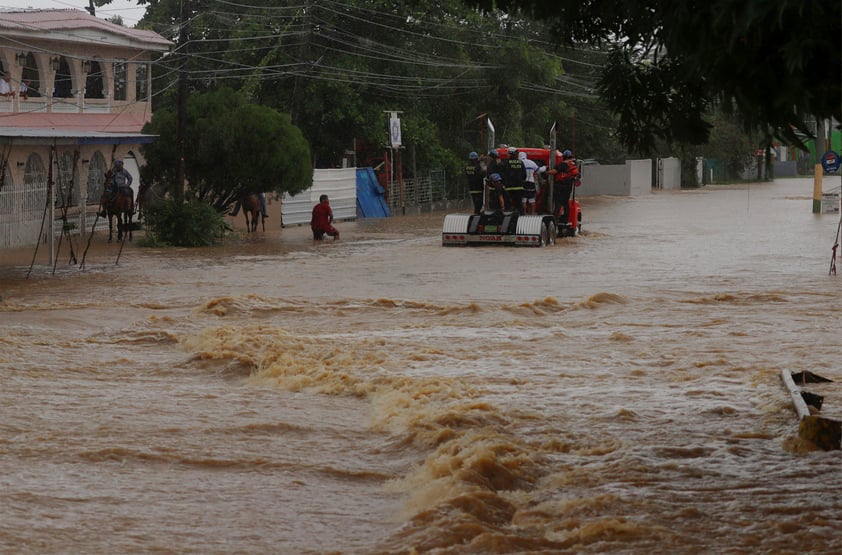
1,177 -> 840,554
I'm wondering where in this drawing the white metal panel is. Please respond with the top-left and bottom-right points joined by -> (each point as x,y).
442,214 -> 471,234
514,215 -> 544,235
282,168 -> 357,226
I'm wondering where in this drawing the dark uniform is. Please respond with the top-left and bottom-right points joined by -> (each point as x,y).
465,153 -> 486,214
485,151 -> 506,211
487,173 -> 507,211
501,148 -> 526,213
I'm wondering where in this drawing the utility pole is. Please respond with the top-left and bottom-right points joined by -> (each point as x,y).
290,0 -> 313,125
175,0 -> 191,204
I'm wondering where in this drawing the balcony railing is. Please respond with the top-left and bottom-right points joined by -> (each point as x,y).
0,93 -> 127,114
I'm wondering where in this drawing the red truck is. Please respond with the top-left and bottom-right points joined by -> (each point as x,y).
442,146 -> 582,247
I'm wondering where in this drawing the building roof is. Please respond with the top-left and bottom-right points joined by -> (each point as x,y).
0,9 -> 172,51
0,111 -> 153,134
0,125 -> 156,145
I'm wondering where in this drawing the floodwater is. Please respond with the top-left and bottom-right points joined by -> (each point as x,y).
1,178 -> 840,554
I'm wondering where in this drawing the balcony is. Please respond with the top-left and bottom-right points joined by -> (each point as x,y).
0,94 -> 131,114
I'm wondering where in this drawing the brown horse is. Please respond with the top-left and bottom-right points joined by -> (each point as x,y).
99,171 -> 134,242
241,194 -> 265,233
135,180 -> 151,223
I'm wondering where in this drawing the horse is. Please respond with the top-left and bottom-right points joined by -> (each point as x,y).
99,171 -> 134,243
240,193 -> 265,233
135,180 -> 151,223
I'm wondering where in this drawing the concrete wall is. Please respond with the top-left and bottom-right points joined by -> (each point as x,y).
579,159 -> 653,196
657,157 -> 681,190
580,164 -> 627,195
628,159 -> 653,195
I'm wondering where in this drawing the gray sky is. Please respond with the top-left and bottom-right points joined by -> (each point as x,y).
0,0 -> 147,27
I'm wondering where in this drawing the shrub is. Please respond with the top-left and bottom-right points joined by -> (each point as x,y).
139,198 -> 227,247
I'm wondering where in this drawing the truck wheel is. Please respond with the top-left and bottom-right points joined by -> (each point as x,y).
546,221 -> 557,245
539,222 -> 549,246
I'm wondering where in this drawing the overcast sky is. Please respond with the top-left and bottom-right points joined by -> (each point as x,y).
0,0 -> 147,27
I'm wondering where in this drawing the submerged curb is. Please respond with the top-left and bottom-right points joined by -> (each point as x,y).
780,369 -> 841,450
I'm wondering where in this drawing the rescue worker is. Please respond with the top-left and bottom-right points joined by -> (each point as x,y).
546,149 -> 579,224
487,173 -> 507,212
500,147 -> 525,213
465,151 -> 486,214
520,151 -> 539,214
485,149 -> 503,182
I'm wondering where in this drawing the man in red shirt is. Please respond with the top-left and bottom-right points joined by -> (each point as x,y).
310,194 -> 340,240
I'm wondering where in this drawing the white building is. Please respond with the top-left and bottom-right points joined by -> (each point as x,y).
0,9 -> 172,250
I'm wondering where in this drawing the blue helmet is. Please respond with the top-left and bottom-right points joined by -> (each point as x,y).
563,149 -> 573,158
490,173 -> 502,181
469,151 -> 479,160
488,150 -> 499,158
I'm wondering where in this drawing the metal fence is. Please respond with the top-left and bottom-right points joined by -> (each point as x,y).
386,170 -> 448,211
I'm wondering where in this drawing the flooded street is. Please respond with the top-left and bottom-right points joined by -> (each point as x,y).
1,178 -> 840,554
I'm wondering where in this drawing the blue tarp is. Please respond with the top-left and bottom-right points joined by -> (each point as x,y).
356,167 -> 391,218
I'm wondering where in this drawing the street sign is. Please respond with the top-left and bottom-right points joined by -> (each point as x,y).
389,113 -> 401,148
821,150 -> 840,173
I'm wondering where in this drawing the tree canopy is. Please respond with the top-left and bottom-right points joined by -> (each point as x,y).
141,87 -> 312,210
112,0 -> 809,174
126,0 -> 629,175
475,0 -> 841,153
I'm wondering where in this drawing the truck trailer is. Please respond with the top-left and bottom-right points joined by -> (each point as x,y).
442,146 -> 582,247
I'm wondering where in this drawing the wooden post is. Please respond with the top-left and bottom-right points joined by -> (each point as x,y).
813,119 -> 825,213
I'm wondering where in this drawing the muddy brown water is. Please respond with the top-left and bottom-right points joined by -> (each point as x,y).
1,178 -> 840,554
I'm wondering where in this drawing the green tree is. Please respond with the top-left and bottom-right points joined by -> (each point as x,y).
141,88 -> 312,211
475,0 -> 841,154
119,1 -> 630,179
698,111 -> 757,183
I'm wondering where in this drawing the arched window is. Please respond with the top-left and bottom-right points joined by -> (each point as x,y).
20,52 -> 40,97
55,152 -> 80,208
54,57 -> 72,98
0,162 -> 14,215
85,60 -> 105,99
86,151 -> 107,204
22,154 -> 48,216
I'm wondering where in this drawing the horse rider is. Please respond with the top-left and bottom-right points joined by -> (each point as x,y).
98,159 -> 134,217
109,159 -> 134,200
